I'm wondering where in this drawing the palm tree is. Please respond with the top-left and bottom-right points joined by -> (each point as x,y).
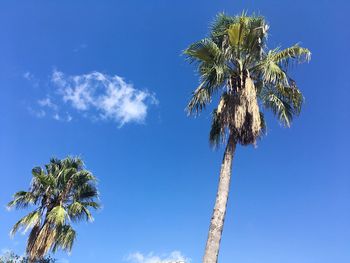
184,12 -> 310,262
8,157 -> 100,262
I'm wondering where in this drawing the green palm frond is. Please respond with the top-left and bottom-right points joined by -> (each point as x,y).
71,170 -> 95,187
255,51 -> 289,85
81,201 -> 100,209
10,211 -> 41,236
272,44 -> 311,67
47,206 -> 69,226
52,225 -> 76,253
60,167 -> 78,183
199,62 -> 227,89
227,22 -> 245,47
68,202 -> 94,222
261,91 -> 294,127
32,168 -> 55,189
210,12 -> 237,39
60,157 -> 83,171
7,191 -> 37,209
187,84 -> 212,114
184,39 -> 227,90
259,112 -> 267,135
73,183 -> 98,201
184,38 -> 222,64
276,84 -> 304,115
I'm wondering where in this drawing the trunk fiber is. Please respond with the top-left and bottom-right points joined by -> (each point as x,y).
203,135 -> 236,263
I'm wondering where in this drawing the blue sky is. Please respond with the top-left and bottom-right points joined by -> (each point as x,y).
0,1 -> 349,262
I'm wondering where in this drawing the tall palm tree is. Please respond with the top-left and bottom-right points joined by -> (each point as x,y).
184,12 -> 310,262
8,157 -> 100,262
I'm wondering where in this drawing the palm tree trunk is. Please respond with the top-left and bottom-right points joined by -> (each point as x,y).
203,134 -> 236,263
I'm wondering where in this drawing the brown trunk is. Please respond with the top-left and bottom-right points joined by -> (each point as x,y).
203,134 -> 236,263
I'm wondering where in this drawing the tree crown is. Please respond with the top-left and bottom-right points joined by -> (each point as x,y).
8,157 -> 100,261
184,12 -> 311,146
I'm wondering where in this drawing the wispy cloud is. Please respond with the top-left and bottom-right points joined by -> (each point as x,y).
23,72 -> 68,121
28,107 -> 46,118
50,70 -> 158,127
73,43 -> 88,52
23,71 -> 39,88
23,71 -> 34,81
125,251 -> 190,263
29,96 -> 72,122
38,97 -> 58,111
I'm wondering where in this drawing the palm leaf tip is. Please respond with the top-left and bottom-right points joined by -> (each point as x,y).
186,89 -> 209,115
273,44 -> 311,66
10,211 -> 40,237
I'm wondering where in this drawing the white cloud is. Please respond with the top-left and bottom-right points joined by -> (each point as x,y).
38,97 -> 58,111
52,112 -> 72,122
125,251 -> 190,263
23,71 -> 34,81
51,70 -> 157,127
53,113 -> 60,121
23,71 -> 39,88
66,114 -> 73,122
28,107 -> 46,118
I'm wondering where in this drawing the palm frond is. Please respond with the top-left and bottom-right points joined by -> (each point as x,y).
186,83 -> 211,114
7,191 -> 37,209
199,62 -> 227,89
32,168 -> 55,189
71,170 -> 95,188
259,111 -> 267,135
10,211 -> 41,236
52,225 -> 76,253
210,12 -> 237,39
261,90 -> 294,126
81,201 -> 100,209
276,84 -> 304,115
73,183 -> 98,202
255,51 -> 289,85
67,202 -> 94,222
47,206 -> 68,226
184,38 -> 221,64
272,44 -> 311,67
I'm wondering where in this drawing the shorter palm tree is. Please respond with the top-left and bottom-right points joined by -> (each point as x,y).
8,157 -> 100,262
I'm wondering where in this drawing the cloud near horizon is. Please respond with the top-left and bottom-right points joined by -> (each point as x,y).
125,251 -> 190,263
